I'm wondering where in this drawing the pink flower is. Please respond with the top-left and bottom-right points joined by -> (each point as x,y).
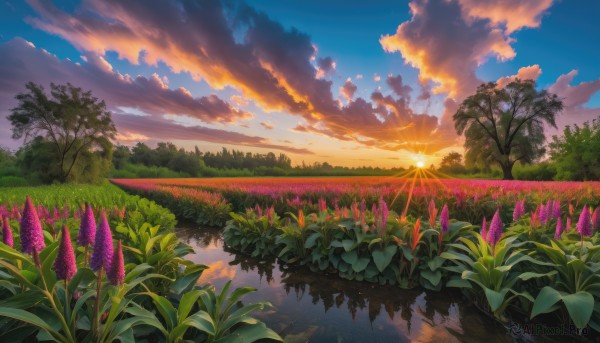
77,204 -> 96,247
440,204 -> 449,233
487,209 -> 503,245
554,219 -> 563,240
90,211 -> 114,272
108,240 -> 125,286
591,207 -> 600,230
576,205 -> 592,237
20,196 -> 45,254
480,217 -> 488,242
2,215 -> 14,248
54,226 -> 77,281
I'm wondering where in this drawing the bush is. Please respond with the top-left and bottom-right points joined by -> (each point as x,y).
513,163 -> 557,181
0,176 -> 29,187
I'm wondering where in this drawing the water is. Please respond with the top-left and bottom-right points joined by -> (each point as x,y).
176,227 -> 554,343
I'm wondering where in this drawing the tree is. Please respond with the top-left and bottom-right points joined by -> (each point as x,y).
9,82 -> 116,182
453,80 -> 563,180
549,117 -> 600,181
439,151 -> 466,174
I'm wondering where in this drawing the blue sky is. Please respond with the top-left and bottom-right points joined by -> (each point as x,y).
1,0 -> 599,167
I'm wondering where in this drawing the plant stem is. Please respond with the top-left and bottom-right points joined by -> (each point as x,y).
93,267 -> 103,341
83,245 -> 89,266
65,278 -> 71,325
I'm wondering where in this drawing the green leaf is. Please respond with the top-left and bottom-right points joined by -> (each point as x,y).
0,307 -> 65,342
531,286 -> 563,318
352,257 -> 371,273
562,292 -> 594,329
213,322 -> 283,343
304,232 -> 320,249
372,245 -> 397,273
421,270 -> 442,286
483,288 -> 509,312
341,250 -> 358,265
342,239 -> 355,252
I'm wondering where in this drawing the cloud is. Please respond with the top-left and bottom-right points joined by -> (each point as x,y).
229,95 -> 250,107
25,0 -> 452,154
373,74 -> 381,82
548,70 -> 600,132
496,64 -> 542,88
549,70 -> 600,109
260,121 -> 275,130
355,74 -> 363,80
316,56 -> 336,78
380,0 -> 518,99
0,38 -> 310,154
340,78 -> 357,102
457,0 -> 554,33
386,74 -> 412,98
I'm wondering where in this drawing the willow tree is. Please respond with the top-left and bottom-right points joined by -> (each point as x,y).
453,80 -> 563,180
9,82 -> 116,183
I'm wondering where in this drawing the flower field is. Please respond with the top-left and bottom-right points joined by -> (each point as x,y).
0,184 -> 282,342
111,177 -> 600,335
111,177 -> 600,225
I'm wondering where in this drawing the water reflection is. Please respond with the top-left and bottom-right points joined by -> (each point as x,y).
177,227 -> 524,343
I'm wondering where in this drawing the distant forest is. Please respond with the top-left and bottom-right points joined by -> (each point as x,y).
110,142 -> 406,178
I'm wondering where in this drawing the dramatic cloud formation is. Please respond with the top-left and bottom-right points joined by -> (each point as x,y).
25,0 -> 451,153
0,38 -> 308,154
380,0 -> 520,99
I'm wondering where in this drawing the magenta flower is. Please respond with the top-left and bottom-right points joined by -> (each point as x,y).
512,201 -> 521,222
552,201 -> 561,219
90,211 -> 114,272
554,219 -> 563,240
77,204 -> 96,247
440,204 -> 449,233
108,240 -> 125,286
539,204 -> 548,224
480,217 -> 488,242
576,205 -> 592,237
592,207 -> 600,230
487,209 -> 503,245
20,196 -> 45,254
2,215 -> 14,248
54,226 -> 77,281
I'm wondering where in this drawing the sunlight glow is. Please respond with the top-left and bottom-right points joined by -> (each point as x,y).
416,161 -> 425,168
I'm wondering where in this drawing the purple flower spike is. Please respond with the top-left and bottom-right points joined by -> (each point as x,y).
77,204 -> 96,247
591,207 -> 600,231
480,217 -> 488,242
108,240 -> 125,286
90,211 -> 114,272
539,204 -> 548,224
513,201 -> 521,222
54,226 -> 77,281
2,215 -> 14,248
487,209 -> 503,245
554,219 -> 563,240
20,196 -> 45,254
576,205 -> 592,237
552,201 -> 561,220
440,204 -> 449,233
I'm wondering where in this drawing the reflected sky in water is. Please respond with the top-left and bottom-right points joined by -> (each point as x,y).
177,227 -> 551,343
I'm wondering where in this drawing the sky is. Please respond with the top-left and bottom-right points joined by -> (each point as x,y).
0,0 -> 599,168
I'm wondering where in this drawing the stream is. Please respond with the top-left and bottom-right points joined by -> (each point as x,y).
177,227 -> 554,343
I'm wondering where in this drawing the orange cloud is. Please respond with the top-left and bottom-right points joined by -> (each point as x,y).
457,0 -> 554,33
25,0 -> 455,154
380,0 -> 516,99
496,65 -> 542,88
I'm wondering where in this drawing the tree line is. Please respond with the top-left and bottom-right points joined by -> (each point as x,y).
1,81 -> 599,185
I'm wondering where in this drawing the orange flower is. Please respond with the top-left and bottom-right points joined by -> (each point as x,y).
298,209 -> 305,229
